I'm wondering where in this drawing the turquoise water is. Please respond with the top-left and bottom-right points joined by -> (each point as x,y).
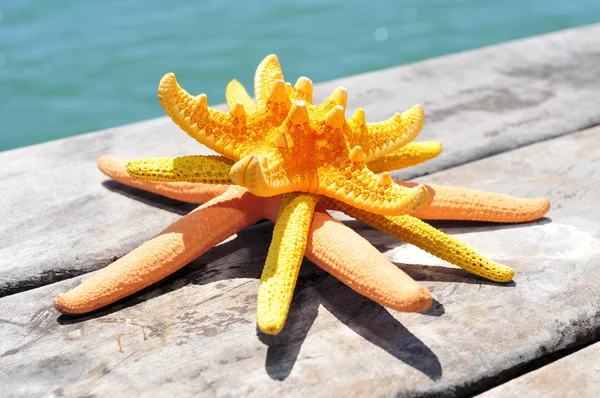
1,1 -> 599,151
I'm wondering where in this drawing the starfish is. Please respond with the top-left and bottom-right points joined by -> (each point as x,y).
53,55 -> 550,335
155,54 -> 430,215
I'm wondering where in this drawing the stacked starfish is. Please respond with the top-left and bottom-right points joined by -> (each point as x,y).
54,55 -> 550,335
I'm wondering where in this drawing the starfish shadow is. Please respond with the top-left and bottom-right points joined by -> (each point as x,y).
318,275 -> 443,381
256,265 -> 443,381
341,217 -> 552,239
101,179 -> 271,226
102,180 -> 198,215
426,216 -> 552,235
257,266 -> 321,381
397,263 -> 517,287
420,298 -> 445,317
340,218 -> 552,256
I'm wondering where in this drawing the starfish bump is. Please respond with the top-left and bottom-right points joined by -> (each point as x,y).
225,79 -> 257,114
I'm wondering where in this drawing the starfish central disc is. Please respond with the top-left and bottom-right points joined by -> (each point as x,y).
228,100 -> 429,215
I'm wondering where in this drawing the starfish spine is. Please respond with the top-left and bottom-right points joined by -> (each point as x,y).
287,100 -> 309,125
229,101 -> 246,118
349,146 -> 365,163
271,131 -> 287,148
267,79 -> 291,109
378,172 -> 394,187
321,86 -> 348,110
291,76 -> 313,103
350,108 -> 366,126
325,105 -> 346,129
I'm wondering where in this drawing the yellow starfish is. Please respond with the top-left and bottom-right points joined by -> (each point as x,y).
157,54 -> 429,216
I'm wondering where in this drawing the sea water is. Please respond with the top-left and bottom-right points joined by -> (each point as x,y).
0,0 -> 598,151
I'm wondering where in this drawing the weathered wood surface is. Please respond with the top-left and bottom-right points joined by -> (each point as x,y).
480,342 -> 600,397
1,121 -> 599,396
2,24 -> 600,297
2,24 -> 600,397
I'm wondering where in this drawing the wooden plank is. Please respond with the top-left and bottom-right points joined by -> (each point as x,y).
1,125 -> 599,397
480,342 -> 600,397
2,24 -> 600,296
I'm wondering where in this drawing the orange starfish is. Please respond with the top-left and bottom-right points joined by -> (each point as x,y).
54,147 -> 548,333
54,157 -> 432,321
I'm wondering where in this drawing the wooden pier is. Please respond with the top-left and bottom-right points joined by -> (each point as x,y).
1,23 -> 600,397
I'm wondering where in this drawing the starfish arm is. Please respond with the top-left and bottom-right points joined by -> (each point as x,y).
304,208 -> 432,311
257,193 -> 319,335
325,199 -> 515,283
231,154 -> 430,216
98,155 -> 228,203
126,155 -> 234,184
159,72 -> 292,161
347,105 -> 425,162
158,73 -> 251,160
367,141 -> 443,174
225,79 -> 257,114
54,187 -> 263,315
254,54 -> 284,111
396,182 -> 551,223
